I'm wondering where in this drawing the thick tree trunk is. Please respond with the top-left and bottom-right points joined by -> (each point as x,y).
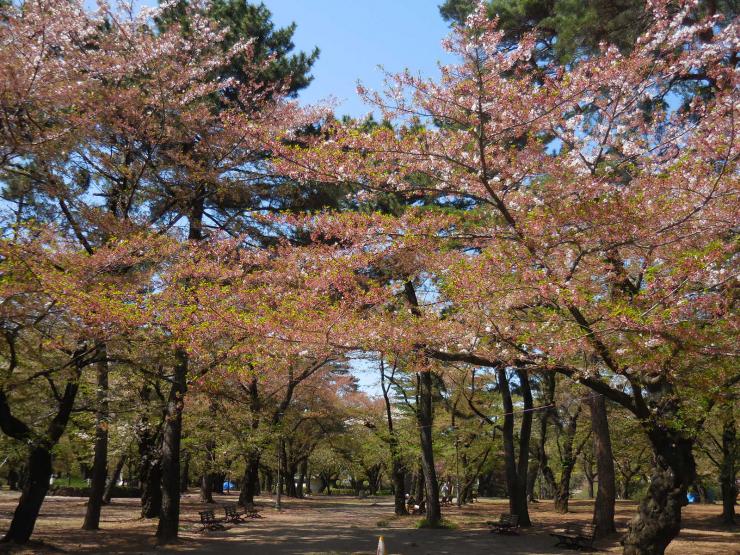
83,345 -> 109,530
200,472 -> 214,503
589,392 -> 616,536
622,378 -> 696,555
622,434 -> 695,554
719,407 -> 736,525
418,370 -> 441,526
1,446 -> 53,544
239,452 -> 260,506
140,455 -> 162,518
391,459 -> 408,515
156,350 -> 187,545
138,424 -> 161,518
554,465 -> 575,513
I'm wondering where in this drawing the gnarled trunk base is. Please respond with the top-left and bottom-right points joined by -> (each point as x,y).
622,437 -> 694,555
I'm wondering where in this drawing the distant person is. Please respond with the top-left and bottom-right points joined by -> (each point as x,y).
440,482 -> 449,503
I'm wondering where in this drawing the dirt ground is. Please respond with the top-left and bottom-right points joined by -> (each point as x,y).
0,491 -> 737,554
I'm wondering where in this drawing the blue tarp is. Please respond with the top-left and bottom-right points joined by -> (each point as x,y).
223,481 -> 235,490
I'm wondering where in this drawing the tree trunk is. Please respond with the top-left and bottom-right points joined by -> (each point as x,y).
214,472 -> 224,494
498,368 -> 532,525
0,354 -> 82,544
83,344 -> 109,530
200,401 -> 218,503
156,350 -> 187,545
297,459 -> 307,498
623,378 -> 696,555
418,370 -> 441,526
200,472 -> 214,503
414,463 -> 424,502
720,406 -> 736,525
140,454 -> 162,518
180,451 -> 189,494
589,392 -> 616,537
536,373 -> 557,499
240,452 -> 260,506
526,459 -> 539,502
1,446 -> 53,543
103,454 -> 127,504
366,464 -> 381,495
391,459 -> 407,515
554,464 -> 575,513
553,406 -> 582,514
287,463 -> 298,497
380,358 -> 407,514
239,376 -> 262,507
136,385 -> 162,519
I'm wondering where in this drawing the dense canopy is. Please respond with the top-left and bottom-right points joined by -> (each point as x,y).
0,1 -> 737,554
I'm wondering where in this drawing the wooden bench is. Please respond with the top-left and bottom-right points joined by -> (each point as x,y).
550,523 -> 596,550
487,513 -> 520,534
198,509 -> 226,532
223,503 -> 245,523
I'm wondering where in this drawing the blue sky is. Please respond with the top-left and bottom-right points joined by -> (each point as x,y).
262,1 -> 455,118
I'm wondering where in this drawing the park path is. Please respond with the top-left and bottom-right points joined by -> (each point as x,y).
1,492 -> 736,554
187,497 -> 581,555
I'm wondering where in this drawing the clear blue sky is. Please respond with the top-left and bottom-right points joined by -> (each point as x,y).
262,0 -> 455,118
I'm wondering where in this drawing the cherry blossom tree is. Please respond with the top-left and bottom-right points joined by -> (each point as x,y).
1,0 -> 325,544
267,2 -> 738,552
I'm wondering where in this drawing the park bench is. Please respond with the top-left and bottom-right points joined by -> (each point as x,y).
487,513 -> 520,535
409,499 -> 426,515
223,503 -> 245,523
198,509 -> 226,532
550,523 -> 596,550
241,502 -> 263,519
